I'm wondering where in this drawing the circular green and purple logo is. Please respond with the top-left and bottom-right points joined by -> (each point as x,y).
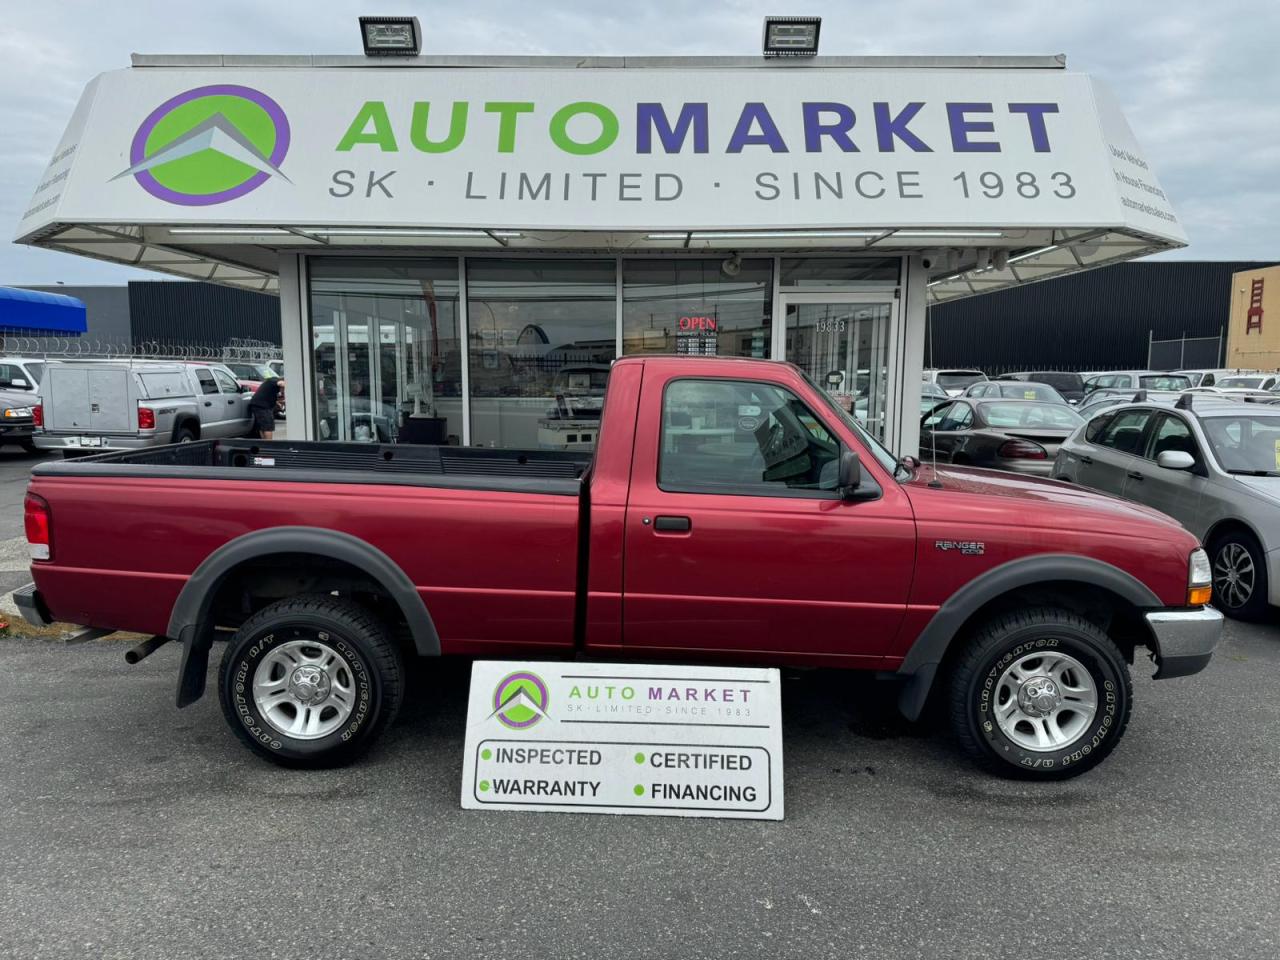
116,84 -> 290,206
492,671 -> 550,730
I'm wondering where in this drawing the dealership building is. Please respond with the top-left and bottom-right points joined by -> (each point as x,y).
15,45 -> 1184,453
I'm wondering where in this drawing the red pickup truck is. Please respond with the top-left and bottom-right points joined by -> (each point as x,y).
17,356 -> 1221,779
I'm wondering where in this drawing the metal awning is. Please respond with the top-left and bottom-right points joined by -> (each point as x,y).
0,286 -> 87,333
15,54 -> 1186,301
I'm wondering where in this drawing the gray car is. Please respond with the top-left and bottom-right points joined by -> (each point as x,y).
1055,395 -> 1280,619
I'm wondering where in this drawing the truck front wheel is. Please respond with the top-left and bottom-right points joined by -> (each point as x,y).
217,596 -> 405,768
947,607 -> 1132,780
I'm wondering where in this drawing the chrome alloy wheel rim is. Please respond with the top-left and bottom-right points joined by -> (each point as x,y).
993,650 -> 1098,752
253,637 -> 356,740
1214,542 -> 1255,610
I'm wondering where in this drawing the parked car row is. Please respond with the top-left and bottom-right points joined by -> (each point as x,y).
916,365 -> 1280,621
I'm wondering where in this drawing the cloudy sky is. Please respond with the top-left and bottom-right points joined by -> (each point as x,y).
3,0 -> 1277,285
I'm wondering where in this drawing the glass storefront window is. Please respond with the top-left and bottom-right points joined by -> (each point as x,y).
785,300 -> 893,440
780,257 -> 900,288
465,259 -> 616,450
310,258 -> 462,444
622,259 -> 772,359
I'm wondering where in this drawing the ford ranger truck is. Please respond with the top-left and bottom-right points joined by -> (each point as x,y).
16,356 -> 1222,779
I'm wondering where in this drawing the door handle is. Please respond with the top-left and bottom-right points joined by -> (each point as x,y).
204,401 -> 213,407
654,516 -> 692,532
227,399 -> 236,405
1127,470 -> 1144,481
1079,455 -> 1093,465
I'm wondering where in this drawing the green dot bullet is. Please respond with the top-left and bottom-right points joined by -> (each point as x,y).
634,752 -> 645,765
481,749 -> 492,760
633,784 -> 645,796
479,780 -> 490,792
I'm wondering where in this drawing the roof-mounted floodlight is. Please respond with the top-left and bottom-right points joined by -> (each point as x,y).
762,16 -> 821,57
359,16 -> 421,56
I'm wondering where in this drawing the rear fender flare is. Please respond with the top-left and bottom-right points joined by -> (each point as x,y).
169,526 -> 440,707
895,554 -> 1161,721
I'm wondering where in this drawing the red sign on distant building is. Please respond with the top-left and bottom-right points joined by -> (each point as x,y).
1246,277 -> 1264,334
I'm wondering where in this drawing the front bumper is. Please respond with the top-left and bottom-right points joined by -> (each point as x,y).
13,583 -> 53,628
1145,606 -> 1223,679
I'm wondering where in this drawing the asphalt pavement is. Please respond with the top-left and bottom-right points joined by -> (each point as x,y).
1,619 -> 1278,960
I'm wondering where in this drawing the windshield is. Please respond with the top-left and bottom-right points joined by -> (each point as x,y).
802,371 -> 898,474
1140,374 -> 1193,390
997,383 -> 1065,402
936,371 -> 986,389
25,362 -> 45,384
1216,376 -> 1265,389
979,402 -> 1084,429
1201,414 -> 1280,474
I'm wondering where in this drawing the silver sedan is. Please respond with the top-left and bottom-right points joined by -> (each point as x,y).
1054,396 -> 1280,619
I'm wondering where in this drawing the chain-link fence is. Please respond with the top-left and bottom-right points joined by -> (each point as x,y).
1147,331 -> 1223,371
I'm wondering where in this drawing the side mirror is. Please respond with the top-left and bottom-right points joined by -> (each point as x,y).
1156,450 -> 1195,471
838,450 -> 878,501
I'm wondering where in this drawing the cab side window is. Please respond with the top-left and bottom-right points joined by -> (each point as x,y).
659,379 -> 845,496
924,402 -> 953,428
938,403 -> 974,431
1094,409 -> 1152,455
195,369 -> 219,396
213,369 -> 242,395
1146,414 -> 1199,463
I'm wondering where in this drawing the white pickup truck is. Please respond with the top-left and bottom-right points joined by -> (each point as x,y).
34,360 -> 253,455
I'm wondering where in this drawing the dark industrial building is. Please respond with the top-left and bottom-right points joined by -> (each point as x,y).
5,280 -> 280,353
926,261 -> 1280,373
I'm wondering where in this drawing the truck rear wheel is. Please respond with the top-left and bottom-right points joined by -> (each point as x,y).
947,607 -> 1132,780
217,595 -> 404,768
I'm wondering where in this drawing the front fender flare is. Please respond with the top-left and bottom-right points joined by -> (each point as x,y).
170,526 -> 441,708
894,553 -> 1161,721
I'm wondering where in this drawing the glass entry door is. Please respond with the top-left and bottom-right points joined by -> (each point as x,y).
782,295 -> 895,441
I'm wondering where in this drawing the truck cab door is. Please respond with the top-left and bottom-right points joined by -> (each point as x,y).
211,368 -> 249,436
1122,412 -> 1205,526
1079,407 -> 1156,497
620,369 -> 915,663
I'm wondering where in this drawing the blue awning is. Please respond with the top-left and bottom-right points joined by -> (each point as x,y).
0,286 -> 87,333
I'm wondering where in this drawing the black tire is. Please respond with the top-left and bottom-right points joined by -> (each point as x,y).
1209,528 -> 1269,621
947,607 -> 1132,780
174,425 -> 197,443
217,595 -> 405,768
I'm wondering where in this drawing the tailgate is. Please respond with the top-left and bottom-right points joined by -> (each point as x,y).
45,366 -> 136,434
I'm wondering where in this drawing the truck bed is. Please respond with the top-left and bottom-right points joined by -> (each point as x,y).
36,438 -> 591,494
28,438 -> 590,645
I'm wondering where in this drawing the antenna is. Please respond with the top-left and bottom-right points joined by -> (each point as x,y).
926,296 -> 943,488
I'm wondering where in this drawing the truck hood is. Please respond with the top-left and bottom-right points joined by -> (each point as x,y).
903,462 -> 1187,534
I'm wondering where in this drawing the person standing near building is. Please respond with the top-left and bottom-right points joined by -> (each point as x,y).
249,374 -> 285,440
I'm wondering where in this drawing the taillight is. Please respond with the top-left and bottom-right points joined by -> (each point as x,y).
32,404 -> 43,427
138,406 -> 156,430
998,439 -> 1048,460
25,493 -> 51,561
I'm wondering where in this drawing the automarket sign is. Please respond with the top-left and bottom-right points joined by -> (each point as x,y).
461,661 -> 784,819
17,66 -> 1183,241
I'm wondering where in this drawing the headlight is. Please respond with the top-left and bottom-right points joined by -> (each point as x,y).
1188,547 -> 1212,605
3,407 -> 33,418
